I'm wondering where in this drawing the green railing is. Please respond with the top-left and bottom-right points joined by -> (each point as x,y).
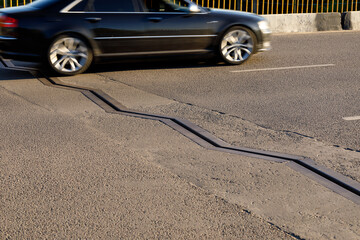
0,0 -> 359,14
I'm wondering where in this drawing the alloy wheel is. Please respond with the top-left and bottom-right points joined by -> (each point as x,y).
220,28 -> 255,64
48,36 -> 91,75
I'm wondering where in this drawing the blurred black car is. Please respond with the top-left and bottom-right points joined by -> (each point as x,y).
0,0 -> 271,75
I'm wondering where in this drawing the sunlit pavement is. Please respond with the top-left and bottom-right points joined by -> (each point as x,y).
0,32 -> 360,239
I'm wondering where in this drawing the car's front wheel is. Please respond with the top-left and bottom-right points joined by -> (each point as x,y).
47,35 -> 93,75
219,26 -> 256,65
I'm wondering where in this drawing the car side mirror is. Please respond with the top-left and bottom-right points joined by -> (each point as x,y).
189,3 -> 201,13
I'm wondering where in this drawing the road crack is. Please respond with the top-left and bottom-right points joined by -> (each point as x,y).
95,73 -> 360,154
1,61 -> 360,205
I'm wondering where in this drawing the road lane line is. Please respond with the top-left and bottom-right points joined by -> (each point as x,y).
231,64 -> 335,73
343,116 -> 360,121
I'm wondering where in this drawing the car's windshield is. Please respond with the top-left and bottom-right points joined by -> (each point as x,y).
143,0 -> 193,12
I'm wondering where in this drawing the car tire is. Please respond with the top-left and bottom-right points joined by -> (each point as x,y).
46,34 -> 93,76
218,26 -> 257,65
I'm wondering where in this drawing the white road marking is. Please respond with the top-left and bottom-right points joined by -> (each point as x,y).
343,116 -> 360,121
231,64 -> 335,73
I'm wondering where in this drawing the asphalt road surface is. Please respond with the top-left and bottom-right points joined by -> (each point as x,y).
1,31 -> 360,239
95,31 -> 360,151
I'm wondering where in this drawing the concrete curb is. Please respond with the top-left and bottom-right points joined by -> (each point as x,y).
343,11 -> 360,30
262,13 -> 342,33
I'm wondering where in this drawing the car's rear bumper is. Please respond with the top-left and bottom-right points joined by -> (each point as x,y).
0,36 -> 17,40
0,36 -> 41,61
0,50 -> 41,61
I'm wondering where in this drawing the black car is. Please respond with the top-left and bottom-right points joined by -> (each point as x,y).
0,0 -> 271,75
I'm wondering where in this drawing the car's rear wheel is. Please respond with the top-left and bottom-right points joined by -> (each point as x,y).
47,35 -> 93,75
219,26 -> 256,65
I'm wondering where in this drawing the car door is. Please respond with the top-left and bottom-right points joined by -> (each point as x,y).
81,0 -> 146,55
140,0 -> 216,52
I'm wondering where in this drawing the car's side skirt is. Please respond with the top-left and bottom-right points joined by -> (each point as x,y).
97,49 -> 212,57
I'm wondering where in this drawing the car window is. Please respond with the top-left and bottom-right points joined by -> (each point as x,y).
87,0 -> 135,12
70,0 -> 88,11
143,0 -> 190,12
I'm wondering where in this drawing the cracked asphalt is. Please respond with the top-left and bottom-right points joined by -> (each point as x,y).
1,31 -> 360,239
93,31 -> 360,151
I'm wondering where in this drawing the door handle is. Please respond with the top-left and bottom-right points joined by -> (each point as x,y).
147,17 -> 163,23
85,17 -> 102,23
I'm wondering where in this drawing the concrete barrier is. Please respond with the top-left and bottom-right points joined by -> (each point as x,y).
262,13 -> 342,33
343,11 -> 360,30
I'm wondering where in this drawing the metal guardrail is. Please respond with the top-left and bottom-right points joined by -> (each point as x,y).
1,0 -> 32,8
193,0 -> 359,14
0,0 -> 358,14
